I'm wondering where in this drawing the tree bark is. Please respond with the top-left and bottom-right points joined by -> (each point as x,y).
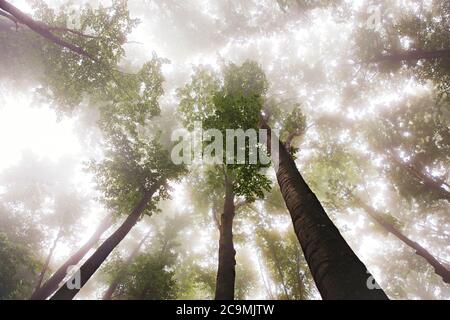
102,229 -> 152,300
260,119 -> 388,300
50,185 -> 159,300
356,197 -> 450,284
33,227 -> 62,293
30,215 -> 112,300
214,177 -> 236,300
374,49 -> 450,63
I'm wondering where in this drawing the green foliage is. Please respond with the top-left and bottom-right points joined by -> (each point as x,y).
113,253 -> 178,300
256,228 -> 315,300
395,1 -> 450,99
177,60 -> 271,201
367,93 -> 449,204
186,251 -> 257,300
90,130 -> 186,216
355,0 -> 450,99
0,0 -> 169,119
0,233 -> 41,299
304,144 -> 361,210
96,54 -> 169,131
32,0 -> 138,113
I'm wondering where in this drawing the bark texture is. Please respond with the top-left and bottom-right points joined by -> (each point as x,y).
260,119 -> 388,299
214,177 -> 236,300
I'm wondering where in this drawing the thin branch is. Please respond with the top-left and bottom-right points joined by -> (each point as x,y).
372,49 -> 450,63
48,26 -> 100,39
0,8 -> 18,29
0,0 -> 93,59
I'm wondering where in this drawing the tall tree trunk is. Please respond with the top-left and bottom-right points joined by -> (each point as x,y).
355,197 -> 450,284
214,177 -> 236,300
50,184 -> 159,300
30,215 -> 112,300
260,119 -> 388,299
33,227 -> 63,293
374,49 -> 450,63
102,229 -> 152,300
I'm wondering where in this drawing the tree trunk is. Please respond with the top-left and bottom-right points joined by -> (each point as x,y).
30,215 -> 112,300
50,185 -> 159,300
260,119 -> 388,299
214,177 -> 236,300
374,49 -> 450,63
102,229 -> 152,300
356,197 -> 450,284
33,227 -> 62,293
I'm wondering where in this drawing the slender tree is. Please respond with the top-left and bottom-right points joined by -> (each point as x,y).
102,229 -> 152,300
178,62 -> 271,299
354,196 -> 450,284
50,127 -> 185,300
33,227 -> 62,293
30,215 -> 112,300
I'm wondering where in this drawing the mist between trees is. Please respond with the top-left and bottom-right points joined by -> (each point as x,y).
0,0 -> 449,300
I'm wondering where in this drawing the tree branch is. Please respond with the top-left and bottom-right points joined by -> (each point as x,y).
0,0 -> 94,60
0,8 -> 18,28
373,49 -> 450,63
48,26 -> 100,39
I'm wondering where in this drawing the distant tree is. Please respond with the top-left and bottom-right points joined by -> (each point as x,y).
111,253 -> 178,300
178,61 -> 271,299
256,227 -> 316,300
102,214 -> 188,300
304,143 -> 450,286
0,233 -> 41,299
50,54 -> 186,300
0,153 -> 88,297
367,94 -> 449,204
30,215 -> 112,300
355,0 -> 450,100
50,129 -> 185,299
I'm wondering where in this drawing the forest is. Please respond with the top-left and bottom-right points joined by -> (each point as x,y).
0,0 -> 448,301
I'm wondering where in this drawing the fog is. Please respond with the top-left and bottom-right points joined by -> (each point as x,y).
0,0 -> 448,300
